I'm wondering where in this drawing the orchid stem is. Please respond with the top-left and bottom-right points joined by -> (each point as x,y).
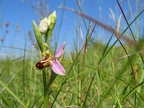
42,69 -> 49,108
42,69 -> 57,108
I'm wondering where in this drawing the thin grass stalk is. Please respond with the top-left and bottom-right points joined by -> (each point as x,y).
116,0 -> 144,87
81,33 -> 114,107
79,26 -> 90,105
98,9 -> 144,66
115,42 -> 144,107
110,26 -> 134,77
123,81 -> 144,101
81,24 -> 96,107
76,28 -> 81,105
81,73 -> 95,107
76,0 -> 88,30
76,1 -> 89,105
115,1 -> 144,107
22,36 -> 27,103
58,6 -> 137,47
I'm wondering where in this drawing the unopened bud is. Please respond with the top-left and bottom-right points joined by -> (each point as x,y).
39,18 -> 51,34
47,11 -> 56,25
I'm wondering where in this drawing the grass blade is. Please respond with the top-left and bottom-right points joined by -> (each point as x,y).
0,79 -> 27,108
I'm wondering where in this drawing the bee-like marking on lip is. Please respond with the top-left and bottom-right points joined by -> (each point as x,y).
36,58 -> 52,70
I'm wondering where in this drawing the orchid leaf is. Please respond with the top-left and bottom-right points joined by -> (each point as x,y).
32,20 -> 44,52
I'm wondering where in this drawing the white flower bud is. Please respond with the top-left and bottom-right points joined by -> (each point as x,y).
39,18 -> 51,34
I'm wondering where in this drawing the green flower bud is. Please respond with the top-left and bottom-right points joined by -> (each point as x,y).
45,11 -> 57,42
47,11 -> 56,27
39,17 -> 51,34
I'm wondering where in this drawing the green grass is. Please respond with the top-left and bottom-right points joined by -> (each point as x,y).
0,0 -> 144,108
1,37 -> 144,108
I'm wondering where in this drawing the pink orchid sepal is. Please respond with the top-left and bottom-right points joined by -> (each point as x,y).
36,42 -> 66,75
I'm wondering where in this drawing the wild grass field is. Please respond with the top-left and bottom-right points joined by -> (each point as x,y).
0,0 -> 144,108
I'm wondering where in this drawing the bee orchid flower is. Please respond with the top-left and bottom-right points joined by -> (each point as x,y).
36,42 -> 66,75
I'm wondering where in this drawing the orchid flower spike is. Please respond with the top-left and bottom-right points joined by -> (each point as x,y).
36,42 -> 66,75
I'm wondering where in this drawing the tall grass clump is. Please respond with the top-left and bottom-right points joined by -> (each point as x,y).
0,0 -> 144,108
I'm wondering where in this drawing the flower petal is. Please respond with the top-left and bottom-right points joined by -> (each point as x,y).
55,42 -> 66,58
52,58 -> 65,75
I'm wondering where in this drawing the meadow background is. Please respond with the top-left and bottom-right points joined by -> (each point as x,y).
0,0 -> 144,108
